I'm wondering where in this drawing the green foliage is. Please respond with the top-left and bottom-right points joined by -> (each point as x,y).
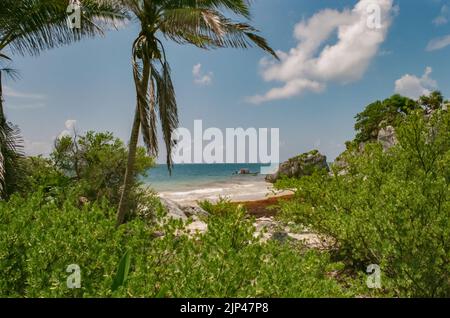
354,94 -> 419,143
0,119 -> 25,200
20,156 -> 70,195
111,251 -> 131,292
419,91 -> 445,111
0,192 -> 349,298
42,131 -> 154,207
276,110 -> 450,297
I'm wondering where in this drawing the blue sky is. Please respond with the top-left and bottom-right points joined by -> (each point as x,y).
3,0 -> 450,162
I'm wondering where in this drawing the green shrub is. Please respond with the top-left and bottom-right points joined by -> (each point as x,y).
354,94 -> 419,143
13,131 -> 156,216
0,192 -> 349,298
51,131 -> 154,206
276,110 -> 450,297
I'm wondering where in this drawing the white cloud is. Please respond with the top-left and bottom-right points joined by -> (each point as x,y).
65,119 -> 77,130
23,139 -> 52,157
3,86 -> 46,100
192,63 -> 213,86
23,119 -> 79,156
433,4 -> 449,25
426,34 -> 450,51
394,67 -> 438,99
247,0 -> 395,104
3,86 -> 47,110
58,119 -> 77,139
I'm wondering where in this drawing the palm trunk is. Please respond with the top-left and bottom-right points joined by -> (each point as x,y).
0,71 -> 5,122
0,71 -> 7,198
116,105 -> 141,226
116,59 -> 151,226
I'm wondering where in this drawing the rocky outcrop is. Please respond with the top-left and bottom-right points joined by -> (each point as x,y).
160,197 -> 189,220
334,124 -> 398,173
377,125 -> 397,151
160,198 -> 210,221
253,217 -> 331,249
265,150 -> 329,183
159,198 -> 328,248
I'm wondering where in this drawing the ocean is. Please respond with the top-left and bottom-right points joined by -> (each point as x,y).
143,164 -> 272,204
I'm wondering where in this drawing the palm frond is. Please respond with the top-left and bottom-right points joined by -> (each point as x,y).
158,0 -> 252,19
153,58 -> 178,173
0,119 -> 25,200
0,0 -> 128,56
131,35 -> 179,173
1,68 -> 21,81
132,35 -> 159,158
159,8 -> 278,59
0,52 -> 12,61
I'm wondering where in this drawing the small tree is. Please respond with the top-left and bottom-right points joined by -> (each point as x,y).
51,131 -> 154,207
354,94 -> 419,143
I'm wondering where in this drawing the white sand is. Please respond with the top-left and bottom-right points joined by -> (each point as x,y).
158,179 -> 284,205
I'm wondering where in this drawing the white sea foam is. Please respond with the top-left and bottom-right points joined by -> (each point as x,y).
165,188 -> 226,196
159,179 -> 273,204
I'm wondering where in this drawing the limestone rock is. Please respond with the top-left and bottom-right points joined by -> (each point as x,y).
266,150 -> 329,183
377,125 -> 397,151
160,198 -> 188,220
182,205 -> 210,218
185,220 -> 208,235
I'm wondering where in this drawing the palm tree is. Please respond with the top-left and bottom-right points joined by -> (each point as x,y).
116,0 -> 278,225
0,0 -> 126,199
0,54 -> 23,198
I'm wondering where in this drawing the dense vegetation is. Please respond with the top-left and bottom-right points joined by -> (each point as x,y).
1,93 -> 448,298
276,104 -> 450,297
0,192 -> 350,297
17,132 -> 154,218
0,2 -> 448,298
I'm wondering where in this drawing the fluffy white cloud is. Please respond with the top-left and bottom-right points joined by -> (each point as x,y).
433,4 -> 449,25
248,0 -> 395,104
426,34 -> 450,51
65,119 -> 77,130
58,119 -> 77,139
192,63 -> 213,86
394,67 -> 438,99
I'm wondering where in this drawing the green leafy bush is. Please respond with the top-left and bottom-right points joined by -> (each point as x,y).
276,110 -> 450,297
51,131 -> 154,205
354,94 -> 419,143
0,192 -> 349,298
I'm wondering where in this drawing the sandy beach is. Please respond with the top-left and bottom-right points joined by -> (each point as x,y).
158,178 -> 290,205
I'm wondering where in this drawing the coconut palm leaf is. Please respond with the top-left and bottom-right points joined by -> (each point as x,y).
0,119 -> 25,199
0,0 -> 128,56
0,0 -> 127,199
159,8 -> 278,58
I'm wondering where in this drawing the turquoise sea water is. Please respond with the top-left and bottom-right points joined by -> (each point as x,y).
143,163 -> 267,192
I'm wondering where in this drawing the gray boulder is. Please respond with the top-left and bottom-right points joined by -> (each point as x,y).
182,205 -> 210,218
265,150 -> 329,183
377,125 -> 397,151
160,198 -> 210,221
160,198 -> 188,220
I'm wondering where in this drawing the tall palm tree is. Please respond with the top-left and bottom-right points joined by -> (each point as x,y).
116,0 -> 278,225
0,0 -> 126,199
0,54 -> 23,198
